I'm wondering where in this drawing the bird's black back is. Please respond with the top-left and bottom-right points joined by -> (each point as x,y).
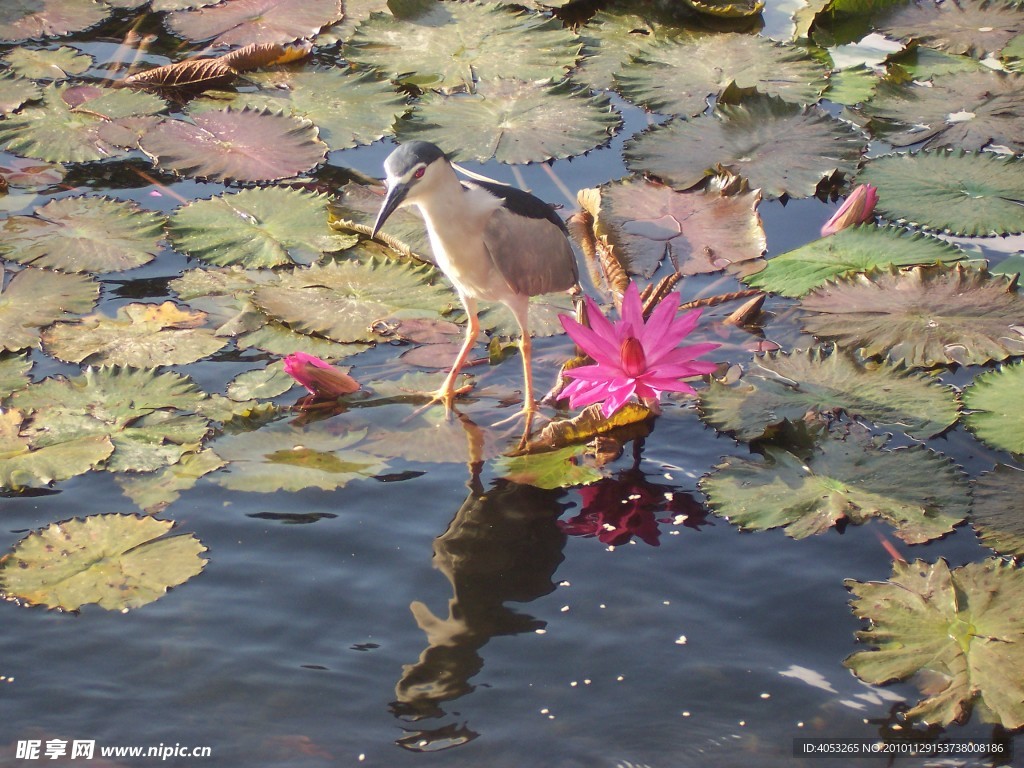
464,179 -> 571,236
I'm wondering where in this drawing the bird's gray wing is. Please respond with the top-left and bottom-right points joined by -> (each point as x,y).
482,206 -> 579,298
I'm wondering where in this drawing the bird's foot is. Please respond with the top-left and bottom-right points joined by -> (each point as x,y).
492,402 -> 547,450
409,383 -> 474,420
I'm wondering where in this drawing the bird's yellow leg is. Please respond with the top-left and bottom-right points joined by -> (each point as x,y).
417,299 -> 480,417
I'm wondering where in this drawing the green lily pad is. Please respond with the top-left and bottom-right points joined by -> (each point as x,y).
700,425 -> 969,543
0,0 -> 109,43
592,177 -> 766,279
166,0 -> 342,45
347,2 -> 580,92
10,367 -> 210,473
397,78 -> 619,164
879,0 -> 1024,59
364,407 -> 501,465
0,267 -> 99,352
0,409 -> 114,491
0,72 -> 41,114
845,558 -> 1024,729
251,256 -> 454,343
624,94 -> 866,198
0,196 -> 165,273
886,46 -> 990,81
680,0 -> 764,17
139,107 -> 328,183
0,83 -> 166,163
699,346 -> 960,442
169,265 -> 275,301
574,12 -> 673,93
745,225 -> 965,297
226,363 -> 296,401
0,354 -> 31,399
824,64 -> 881,107
866,70 -> 1024,153
235,322 -> 365,361
971,464 -> 1024,558
494,444 -> 603,490
2,45 -> 91,80
616,34 -> 827,117
858,150 -> 1024,236
42,301 -> 228,367
477,292 -> 575,338
117,450 -> 225,514
0,514 -> 207,612
963,362 -> 1024,455
799,265 -> 1024,368
212,422 -> 386,492
168,187 -> 355,268
192,68 -> 406,152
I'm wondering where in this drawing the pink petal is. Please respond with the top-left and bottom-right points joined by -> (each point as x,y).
584,295 -> 622,347
620,282 -> 645,337
637,291 -> 681,352
652,343 -> 721,368
563,365 -> 629,382
560,315 -> 621,369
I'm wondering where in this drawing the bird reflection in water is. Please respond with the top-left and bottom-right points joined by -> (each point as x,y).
390,463 -> 569,750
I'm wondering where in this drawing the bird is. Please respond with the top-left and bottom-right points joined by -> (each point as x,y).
371,140 -> 579,435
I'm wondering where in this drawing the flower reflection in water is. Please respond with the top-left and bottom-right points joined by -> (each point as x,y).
560,467 -> 710,547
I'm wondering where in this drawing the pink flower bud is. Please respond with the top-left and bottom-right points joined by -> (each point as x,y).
620,335 -> 647,377
283,352 -> 359,399
820,183 -> 878,237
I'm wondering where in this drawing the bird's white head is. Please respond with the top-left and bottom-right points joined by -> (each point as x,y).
372,141 -> 452,238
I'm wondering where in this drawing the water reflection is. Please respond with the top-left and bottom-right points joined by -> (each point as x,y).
391,467 -> 569,748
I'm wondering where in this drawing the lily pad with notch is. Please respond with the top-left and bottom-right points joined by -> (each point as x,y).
0,267 -> 99,353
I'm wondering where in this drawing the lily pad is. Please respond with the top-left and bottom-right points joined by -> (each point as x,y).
397,78 -> 619,164
591,177 -> 765,278
0,267 -> 99,352
226,363 -> 296,401
962,362 -> 1024,455
494,444 -> 603,490
166,0 -> 342,46
0,409 -> 113,491
845,558 -> 1024,729
168,187 -> 355,268
139,107 -> 328,183
237,322 -> 364,360
971,465 -> 1024,558
857,150 -> 1024,236
879,0 -> 1024,58
364,407 -> 501,465
251,256 -> 454,343
574,12 -> 670,92
698,346 -> 960,442
616,34 -> 827,117
2,45 -> 91,80
624,94 -> 866,198
866,70 -> 1024,153
193,68 -> 406,152
0,0 -> 109,43
700,425 -> 969,543
328,182 -> 432,258
799,265 -> 1024,368
0,82 -> 166,163
42,301 -> 228,367
212,422 -> 386,492
117,450 -> 225,514
477,293 -> 575,338
347,2 -> 580,92
10,367 -> 210,473
745,225 -> 965,297
824,64 -> 881,107
0,72 -> 41,114
0,514 -> 207,612
0,196 -> 165,273
0,354 -> 31,398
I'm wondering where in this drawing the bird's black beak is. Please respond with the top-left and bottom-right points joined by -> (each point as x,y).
371,180 -> 408,239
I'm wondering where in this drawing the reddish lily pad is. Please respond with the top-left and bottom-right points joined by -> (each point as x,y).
166,0 -> 343,46
139,107 -> 328,183
592,177 -> 765,278
0,0 -> 109,43
799,265 -> 1024,369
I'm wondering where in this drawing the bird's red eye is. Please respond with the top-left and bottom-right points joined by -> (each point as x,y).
414,167 -> 425,179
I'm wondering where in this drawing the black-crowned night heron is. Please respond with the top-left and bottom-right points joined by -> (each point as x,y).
371,141 -> 579,429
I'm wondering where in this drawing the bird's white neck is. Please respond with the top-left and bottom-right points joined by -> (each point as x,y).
407,164 -> 501,242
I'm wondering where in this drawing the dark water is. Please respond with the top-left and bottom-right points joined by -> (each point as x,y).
2,6 -> 1022,768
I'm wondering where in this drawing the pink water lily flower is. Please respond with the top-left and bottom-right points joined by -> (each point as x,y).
283,352 -> 359,399
559,282 -> 719,418
820,183 -> 878,237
